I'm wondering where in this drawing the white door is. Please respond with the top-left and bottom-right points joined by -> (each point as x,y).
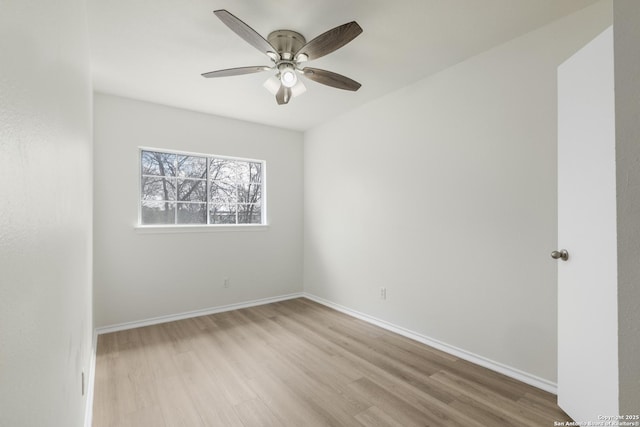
557,26 -> 619,421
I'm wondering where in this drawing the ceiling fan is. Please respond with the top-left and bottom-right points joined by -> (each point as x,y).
202,10 -> 363,105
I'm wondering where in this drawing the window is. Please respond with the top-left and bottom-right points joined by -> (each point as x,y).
140,149 -> 264,226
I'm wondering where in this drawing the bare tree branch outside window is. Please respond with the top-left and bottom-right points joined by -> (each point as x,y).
140,149 -> 264,225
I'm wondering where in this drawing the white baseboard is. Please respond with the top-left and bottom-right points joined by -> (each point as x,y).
303,293 -> 557,395
95,292 -> 304,335
84,329 -> 97,427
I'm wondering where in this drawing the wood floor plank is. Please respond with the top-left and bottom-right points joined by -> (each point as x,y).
116,405 -> 167,427
154,375 -> 206,427
172,351 -> 245,427
518,392 -> 572,421
269,299 -> 459,404
138,324 -> 182,381
354,406 -> 405,427
348,377 -> 454,427
187,323 -> 258,406
92,298 -> 570,427
242,309 -> 375,422
245,368 -> 333,427
430,370 -> 551,426
233,397 -> 283,427
358,369 -> 486,427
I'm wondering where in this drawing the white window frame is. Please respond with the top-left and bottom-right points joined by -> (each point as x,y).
136,147 -> 267,231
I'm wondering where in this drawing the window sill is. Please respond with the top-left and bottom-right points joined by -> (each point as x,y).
134,224 -> 270,234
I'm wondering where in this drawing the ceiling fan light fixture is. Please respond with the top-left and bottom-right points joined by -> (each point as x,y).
263,75 -> 281,95
290,79 -> 307,98
279,64 -> 298,88
264,75 -> 306,98
203,10 -> 363,105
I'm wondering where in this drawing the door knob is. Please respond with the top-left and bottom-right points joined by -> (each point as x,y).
551,249 -> 569,261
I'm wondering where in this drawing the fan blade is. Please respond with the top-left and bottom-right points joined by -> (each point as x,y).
202,66 -> 271,78
301,67 -> 362,91
214,10 -> 280,60
276,85 -> 292,105
295,21 -> 362,62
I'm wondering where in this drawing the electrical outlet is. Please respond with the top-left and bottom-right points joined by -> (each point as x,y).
223,277 -> 230,288
380,287 -> 387,300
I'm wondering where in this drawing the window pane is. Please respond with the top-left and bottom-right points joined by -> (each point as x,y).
234,161 -> 251,183
177,203 -> 207,224
177,179 -> 206,202
177,155 -> 207,178
141,176 -> 176,201
232,161 -> 262,183
210,203 -> 236,224
238,203 -> 262,224
141,201 -> 175,224
237,183 -> 261,204
141,151 -> 176,176
210,158 -> 239,182
249,162 -> 262,183
210,181 -> 236,201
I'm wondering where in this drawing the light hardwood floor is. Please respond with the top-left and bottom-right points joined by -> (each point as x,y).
92,298 -> 571,426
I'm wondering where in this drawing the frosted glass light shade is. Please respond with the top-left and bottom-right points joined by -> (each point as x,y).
280,69 -> 297,88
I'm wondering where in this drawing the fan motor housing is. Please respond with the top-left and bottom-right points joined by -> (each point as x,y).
267,30 -> 306,59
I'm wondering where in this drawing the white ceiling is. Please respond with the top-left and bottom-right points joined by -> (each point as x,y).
87,0 -> 599,131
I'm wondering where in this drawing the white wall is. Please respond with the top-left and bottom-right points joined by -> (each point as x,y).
304,1 -> 611,384
93,94 -> 303,327
0,1 -> 93,426
613,0 -> 640,414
